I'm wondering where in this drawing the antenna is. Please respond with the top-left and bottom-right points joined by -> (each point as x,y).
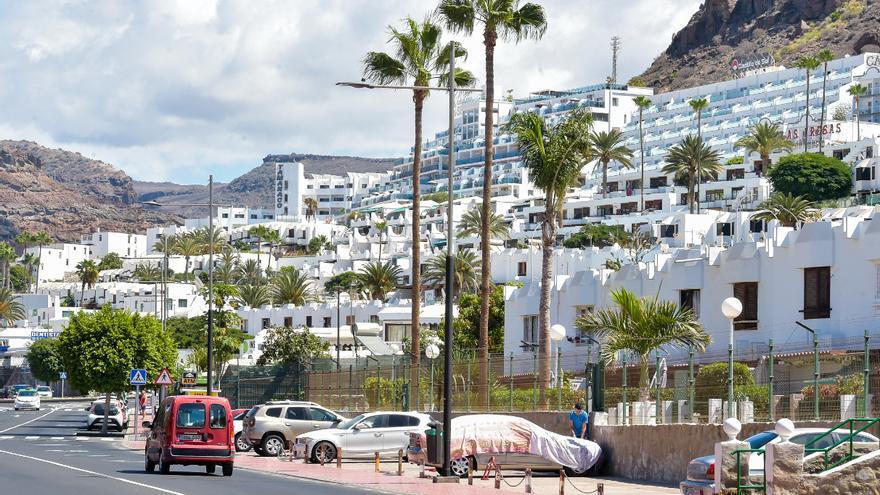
610,36 -> 622,84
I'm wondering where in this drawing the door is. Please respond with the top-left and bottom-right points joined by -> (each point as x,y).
308,407 -> 338,431
282,406 -> 311,440
382,414 -> 421,454
175,402 -> 208,445
345,414 -> 388,455
207,402 -> 230,448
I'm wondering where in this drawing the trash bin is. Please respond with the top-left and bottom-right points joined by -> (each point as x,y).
426,423 -> 442,465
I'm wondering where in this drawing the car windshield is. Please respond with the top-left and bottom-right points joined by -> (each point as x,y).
234,411 -> 248,421
18,390 -> 37,397
746,431 -> 778,449
177,403 -> 206,428
336,414 -> 366,429
14,385 -> 28,391
37,386 -> 50,391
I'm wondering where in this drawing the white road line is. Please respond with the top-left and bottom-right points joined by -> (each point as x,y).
63,409 -> 71,412
0,436 -> 12,440
100,437 -> 115,442
0,448 -> 185,494
51,436 -> 64,440
24,436 -> 40,440
0,409 -> 55,434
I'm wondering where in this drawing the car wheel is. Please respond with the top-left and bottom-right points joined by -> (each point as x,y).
262,434 -> 286,457
235,433 -> 251,452
222,463 -> 233,477
312,441 -> 337,464
145,454 -> 156,473
449,457 -> 473,478
159,454 -> 171,474
206,463 -> 216,474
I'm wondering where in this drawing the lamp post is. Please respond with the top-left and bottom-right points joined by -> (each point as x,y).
550,324 -> 567,410
338,42 -> 481,478
721,297 -> 743,419
426,344 -> 440,411
795,321 -> 820,421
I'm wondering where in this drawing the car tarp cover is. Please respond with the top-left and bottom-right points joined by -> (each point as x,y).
449,414 -> 601,473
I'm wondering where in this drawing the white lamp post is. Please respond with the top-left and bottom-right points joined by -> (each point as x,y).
426,344 -> 440,411
550,324 -> 567,409
721,297 -> 743,419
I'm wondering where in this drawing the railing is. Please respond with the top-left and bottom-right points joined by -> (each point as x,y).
730,448 -> 766,495
804,417 -> 880,472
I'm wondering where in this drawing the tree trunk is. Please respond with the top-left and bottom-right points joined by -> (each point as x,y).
819,61 -> 828,152
256,242 -> 261,275
688,170 -> 696,214
538,203 -> 557,407
856,97 -> 861,141
602,161 -> 608,198
409,91 -> 425,401
639,109 -> 645,212
639,354 -> 651,402
101,392 -> 111,435
804,71 -> 811,153
761,152 -> 770,175
79,280 -> 85,307
35,244 -> 42,293
477,29 -> 498,410
696,112 -> 701,215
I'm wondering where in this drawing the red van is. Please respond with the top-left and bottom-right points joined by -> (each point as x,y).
143,395 -> 235,476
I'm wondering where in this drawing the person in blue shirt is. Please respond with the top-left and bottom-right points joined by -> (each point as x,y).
569,402 -> 589,439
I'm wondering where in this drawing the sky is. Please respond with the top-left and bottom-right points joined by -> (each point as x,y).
0,0 -> 701,184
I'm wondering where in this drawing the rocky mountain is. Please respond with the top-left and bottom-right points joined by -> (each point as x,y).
639,0 -> 880,91
0,140 -> 179,244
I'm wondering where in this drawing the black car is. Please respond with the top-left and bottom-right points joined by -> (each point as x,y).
0,387 -> 9,399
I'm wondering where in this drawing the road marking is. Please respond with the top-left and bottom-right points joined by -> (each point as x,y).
51,436 -> 64,440
89,454 -> 110,457
0,436 -> 12,440
0,409 -> 55,433
100,437 -> 115,442
0,449 -> 185,495
63,409 -> 71,412
25,436 -> 40,440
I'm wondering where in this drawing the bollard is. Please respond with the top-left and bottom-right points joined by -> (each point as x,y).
419,460 -> 427,479
468,464 -> 473,485
337,448 -> 342,469
375,451 -> 380,473
559,469 -> 565,495
495,469 -> 501,489
320,452 -> 325,466
397,449 -> 403,476
525,468 -> 532,494
288,441 -> 295,462
597,482 -> 604,495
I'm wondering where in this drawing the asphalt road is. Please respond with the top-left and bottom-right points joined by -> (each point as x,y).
0,402 -> 380,495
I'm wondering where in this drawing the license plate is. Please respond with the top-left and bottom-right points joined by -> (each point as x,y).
178,434 -> 201,442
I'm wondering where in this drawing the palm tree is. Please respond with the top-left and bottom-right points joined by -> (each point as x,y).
30,231 -> 52,292
734,122 -> 792,175
75,260 -> 99,307
849,83 -> 868,141
815,49 -> 835,152
438,0 -> 547,408
662,136 -> 722,214
303,198 -> 318,221
357,262 -> 402,303
263,229 -> 282,261
591,129 -> 634,198
374,220 -> 388,262
633,95 -> 652,211
172,234 -> 201,281
196,226 -> 226,255
456,207 -> 510,240
504,109 -> 593,402
795,56 -> 821,152
688,98 -> 709,213
576,288 -> 709,401
423,249 -> 481,300
20,253 -> 39,292
753,193 -> 817,228
0,243 -> 15,289
132,263 -> 161,281
237,258 -> 263,286
363,15 -> 475,393
0,288 -> 25,327
248,225 -> 269,271
236,285 -> 272,308
271,267 -> 316,306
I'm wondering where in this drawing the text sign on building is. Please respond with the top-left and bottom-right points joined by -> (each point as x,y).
30,331 -> 61,341
275,165 -> 285,210
182,371 -> 198,386
785,122 -> 842,141
730,53 -> 776,74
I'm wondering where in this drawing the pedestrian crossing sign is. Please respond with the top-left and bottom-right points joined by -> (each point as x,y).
129,368 -> 147,385
154,368 -> 174,385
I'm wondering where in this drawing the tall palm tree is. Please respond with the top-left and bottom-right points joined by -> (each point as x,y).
753,193 -> 817,228
303,198 -> 318,221
172,234 -> 201,281
795,56 -> 821,152
374,220 -> 388,262
363,15 -> 475,393
662,135 -> 722,214
152,234 -> 176,323
271,267 -> 316,306
262,229 -> 282,262
75,260 -> 99,307
0,243 -> 15,289
248,225 -> 269,271
815,49 -> 835,152
576,288 -> 709,400
849,83 -> 868,141
591,129 -> 634,198
0,288 -> 25,327
734,123 -> 793,174
196,226 -> 226,255
357,261 -> 402,303
688,98 -> 709,213
456,206 -> 510,240
504,109 -> 593,402
423,249 -> 481,300
20,253 -> 39,292
237,258 -> 263,286
30,231 -> 52,292
132,263 -> 161,281
438,0 -> 548,407
236,285 -> 272,308
633,95 -> 652,211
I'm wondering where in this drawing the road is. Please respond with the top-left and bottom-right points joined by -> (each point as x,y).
0,401 -> 379,495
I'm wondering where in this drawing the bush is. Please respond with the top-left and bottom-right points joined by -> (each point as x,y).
769,153 -> 852,201
801,373 -> 863,399
603,386 -> 675,405
726,155 -> 744,165
695,362 -> 754,405
564,224 -> 628,249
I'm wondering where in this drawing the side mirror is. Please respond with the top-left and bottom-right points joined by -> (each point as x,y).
354,422 -> 368,430
332,418 -> 342,425
142,421 -> 152,429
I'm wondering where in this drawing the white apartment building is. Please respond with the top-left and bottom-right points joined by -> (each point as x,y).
80,230 -> 147,259
11,294 -> 89,330
39,282 -> 206,319
26,243 -> 92,283
184,206 -> 276,231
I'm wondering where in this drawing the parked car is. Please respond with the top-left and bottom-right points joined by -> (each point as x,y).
143,395 -> 235,476
86,400 -> 129,432
242,400 -> 344,457
0,387 -> 9,399
407,414 -> 602,478
680,428 -> 880,495
14,389 -> 40,411
36,386 -> 53,398
11,384 -> 30,397
294,411 -> 435,463
232,409 -> 251,452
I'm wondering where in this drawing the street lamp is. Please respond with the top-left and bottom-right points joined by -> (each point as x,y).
425,344 -> 440,411
550,324 -> 567,410
721,297 -> 743,419
338,42 -> 482,478
795,321 -> 820,421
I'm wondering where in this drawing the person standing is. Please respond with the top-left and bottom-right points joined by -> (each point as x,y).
569,402 -> 589,439
138,390 -> 147,415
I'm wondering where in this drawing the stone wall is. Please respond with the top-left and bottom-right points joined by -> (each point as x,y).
766,441 -> 880,495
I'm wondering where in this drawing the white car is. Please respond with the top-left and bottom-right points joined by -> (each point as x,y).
14,389 -> 40,410
35,386 -> 53,398
294,411 -> 435,463
233,409 -> 252,452
85,400 -> 128,432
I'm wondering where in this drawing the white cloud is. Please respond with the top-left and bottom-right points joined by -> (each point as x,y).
0,0 -> 701,183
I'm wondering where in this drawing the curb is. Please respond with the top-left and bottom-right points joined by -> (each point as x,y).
75,430 -> 126,438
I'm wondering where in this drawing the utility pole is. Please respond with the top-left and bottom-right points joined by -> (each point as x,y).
610,36 -> 622,84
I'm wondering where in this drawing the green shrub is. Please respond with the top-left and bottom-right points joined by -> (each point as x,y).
695,362 -> 754,405
769,153 -> 852,201
726,155 -> 744,165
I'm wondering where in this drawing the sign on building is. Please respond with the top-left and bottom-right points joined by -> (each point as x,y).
730,53 -> 776,77
181,371 -> 197,386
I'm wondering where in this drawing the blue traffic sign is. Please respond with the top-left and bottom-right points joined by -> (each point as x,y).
59,371 -> 67,380
129,369 -> 147,385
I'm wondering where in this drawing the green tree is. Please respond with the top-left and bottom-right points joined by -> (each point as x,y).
734,123 -> 793,174
8,265 -> 28,292
0,242 -> 16,289
423,249 -> 481,300
165,316 -> 206,349
58,307 -> 176,433
696,362 -> 754,406
256,327 -> 330,366
373,221 -> 388,262
590,129 -> 634,198
30,231 -> 52,291
132,263 -> 161,281
26,338 -> 63,384
439,283 -> 507,352
688,97 -> 709,213
75,260 -> 99,307
0,287 -> 25,327
563,224 -> 628,249
188,325 -> 249,384
357,261 -> 401,302
815,49 -> 835,152
172,234 -> 201,281
627,76 -> 647,87
848,83 -> 868,141
768,153 -> 852,201
97,252 -> 123,271
662,135 -> 722,213
236,285 -> 271,308
456,206 -> 510,240
364,15 -> 476,396
248,225 -> 270,271
423,192 -> 449,203
795,56 -> 821,152
633,95 -> 652,211
237,258 -> 263,285
271,267 -> 316,306
504,108 -> 593,403
307,235 -> 330,256
576,288 -> 710,400
20,253 -> 38,292
262,229 -> 282,260
325,271 -> 363,301
194,226 -> 227,256
753,193 -> 818,228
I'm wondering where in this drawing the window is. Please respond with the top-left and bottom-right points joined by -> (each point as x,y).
388,414 -> 420,427
803,267 -> 831,319
855,167 -> 875,180
358,414 -> 388,429
749,219 -> 765,233
649,177 -> 667,188
222,213 -> 229,219
369,314 -> 379,324
306,316 -> 313,327
733,282 -> 758,330
176,403 -> 206,428
517,262 -> 527,277
346,315 -> 355,325
680,289 -> 700,317
285,407 -> 309,420
177,299 -> 188,308
716,223 -> 734,236
659,224 -> 678,238
385,323 -> 410,342
323,316 -> 331,327
283,317 -> 293,328
645,199 -> 663,210
726,169 -> 745,181
572,207 -> 590,219
265,407 -> 282,418
606,182 -> 619,193
209,404 -> 227,428
309,408 -> 337,422
261,318 -> 270,329
875,265 -> 880,301
597,205 -> 614,217
522,315 -> 538,346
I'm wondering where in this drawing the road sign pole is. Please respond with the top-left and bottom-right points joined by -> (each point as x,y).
61,378 -> 65,398
134,384 -> 140,438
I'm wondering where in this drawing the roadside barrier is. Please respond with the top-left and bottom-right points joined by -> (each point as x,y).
524,468 -> 532,494
563,474 -> 604,495
337,448 -> 342,469
374,451 -> 380,473
559,469 -> 565,495
397,449 -> 403,476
